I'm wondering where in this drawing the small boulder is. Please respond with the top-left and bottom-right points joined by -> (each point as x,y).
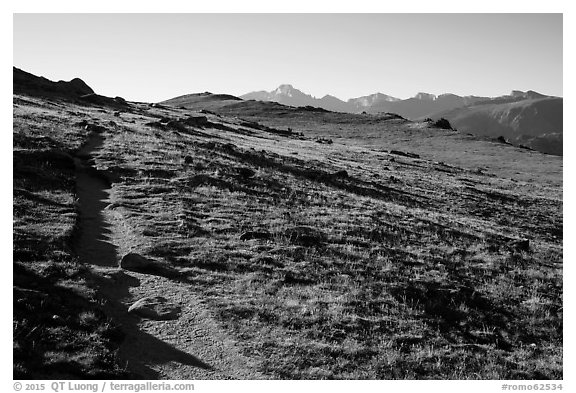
120,253 -> 157,271
508,239 -> 530,253
237,167 -> 255,179
128,296 -> 181,320
389,150 -> 420,159
145,121 -> 164,129
496,136 -> 511,145
285,226 -> 327,247
84,123 -> 107,133
166,120 -> 187,132
182,116 -> 209,127
240,231 -> 273,241
331,170 -> 348,178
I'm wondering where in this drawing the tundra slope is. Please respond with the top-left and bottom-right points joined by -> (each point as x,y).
233,85 -> 563,156
14,72 -> 562,379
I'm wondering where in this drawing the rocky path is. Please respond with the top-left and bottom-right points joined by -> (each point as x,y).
73,129 -> 261,379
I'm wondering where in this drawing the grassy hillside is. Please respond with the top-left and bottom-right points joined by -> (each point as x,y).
13,95 -> 130,378
14,83 -> 562,379
161,92 -> 242,111
214,100 -> 562,186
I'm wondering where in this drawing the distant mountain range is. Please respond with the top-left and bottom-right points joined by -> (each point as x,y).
240,84 -> 562,155
241,84 -> 562,119
241,84 -> 496,119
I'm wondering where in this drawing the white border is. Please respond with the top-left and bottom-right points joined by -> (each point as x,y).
4,1 -> 571,390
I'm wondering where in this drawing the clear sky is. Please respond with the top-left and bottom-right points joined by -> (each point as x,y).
13,13 -> 563,102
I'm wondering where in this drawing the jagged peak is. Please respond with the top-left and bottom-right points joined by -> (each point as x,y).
414,92 -> 437,101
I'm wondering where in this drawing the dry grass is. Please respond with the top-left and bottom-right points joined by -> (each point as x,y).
13,96 -> 130,379
13,92 -> 562,379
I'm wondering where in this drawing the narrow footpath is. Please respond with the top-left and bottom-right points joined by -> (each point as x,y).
73,128 -> 262,379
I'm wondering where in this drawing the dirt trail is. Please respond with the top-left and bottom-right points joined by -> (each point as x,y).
73,131 -> 262,379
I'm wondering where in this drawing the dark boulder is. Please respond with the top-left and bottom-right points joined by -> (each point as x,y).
237,167 -> 256,179
390,150 -> 420,159
120,253 -> 158,272
495,136 -> 512,145
508,239 -> 530,253
182,116 -> 210,127
84,123 -> 107,134
331,170 -> 348,178
165,120 -> 187,132
240,231 -> 273,241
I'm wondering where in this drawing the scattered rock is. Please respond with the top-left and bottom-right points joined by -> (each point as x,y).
220,143 -> 236,153
142,228 -> 157,237
182,116 -> 209,127
145,121 -> 164,129
389,150 -> 420,159
240,231 -> 273,241
315,137 -> 333,144
496,136 -> 511,145
200,109 -> 220,117
166,120 -> 187,132
237,167 -> 255,179
284,226 -> 327,247
508,239 -> 530,253
128,296 -> 181,320
199,141 -> 217,150
84,123 -> 107,134
120,253 -> 158,272
331,170 -> 348,178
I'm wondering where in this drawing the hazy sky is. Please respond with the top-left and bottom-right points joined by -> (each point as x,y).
13,13 -> 563,102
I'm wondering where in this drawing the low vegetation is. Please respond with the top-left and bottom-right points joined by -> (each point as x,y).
13,86 -> 562,379
13,96 -> 130,378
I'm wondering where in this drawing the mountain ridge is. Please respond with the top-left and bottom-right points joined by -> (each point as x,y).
239,84 -> 558,119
